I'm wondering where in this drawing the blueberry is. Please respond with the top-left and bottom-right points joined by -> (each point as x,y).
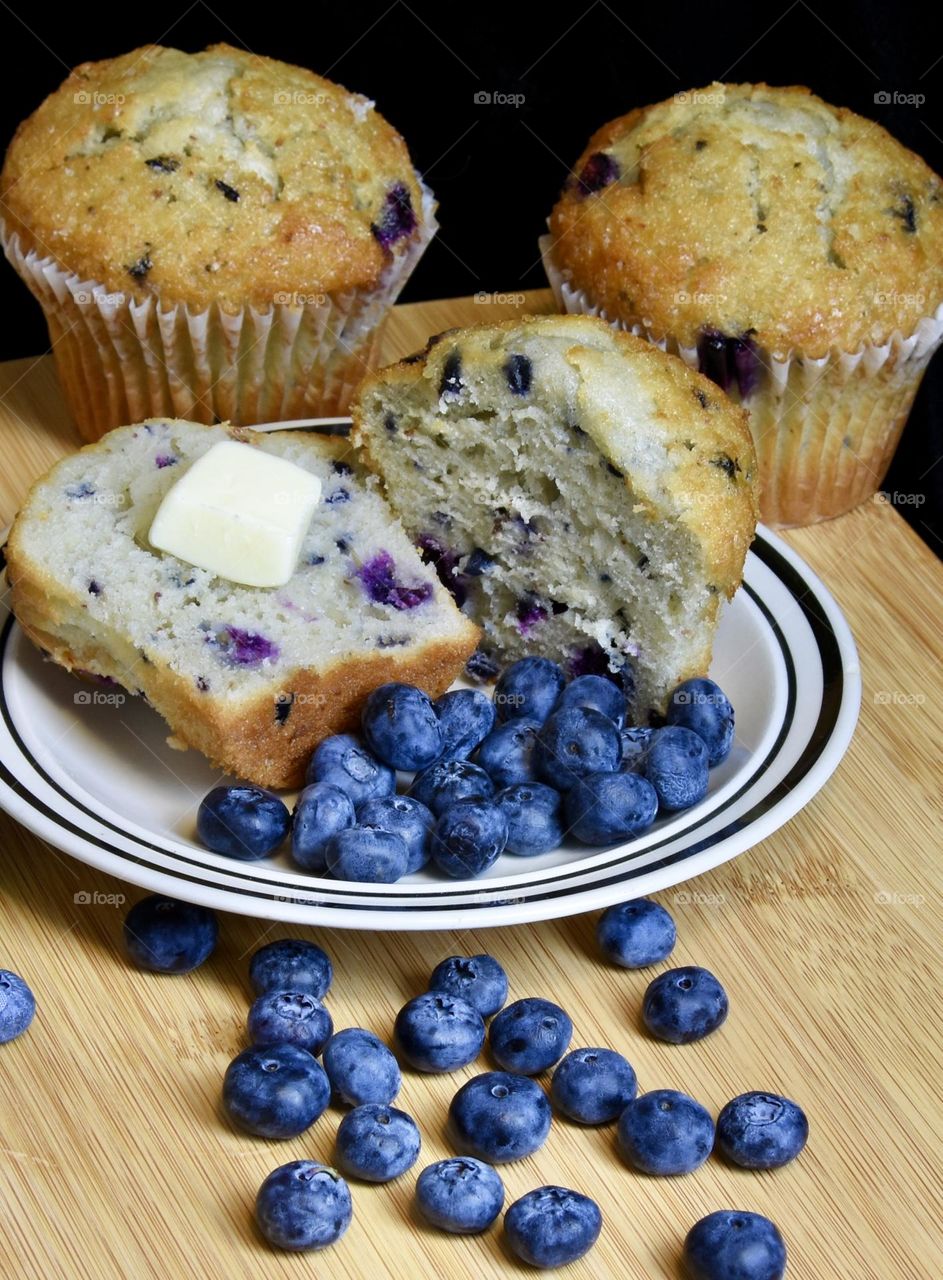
223,1043 -> 330,1139
250,939 -> 333,999
504,354 -> 532,396
248,990 -> 334,1055
715,1092 -> 809,1169
641,725 -> 709,810
255,1160 -> 352,1252
305,734 -> 395,806
577,151 -> 620,195
465,649 -> 501,683
620,725 -> 652,767
494,657 -> 566,723
617,1089 -> 715,1175
550,1048 -> 637,1124
476,717 -> 542,787
361,683 -> 443,770
411,759 -> 495,816
325,827 -> 408,882
394,991 -> 485,1072
564,770 -> 658,845
356,795 -> 434,873
322,1028 -> 401,1106
643,966 -> 729,1044
291,784 -> 355,872
504,1185 -> 603,1267
431,800 -> 508,878
429,954 -> 509,1018
416,1157 -> 505,1234
371,182 -> 416,249
596,899 -> 676,968
434,688 -> 496,759
667,678 -> 735,766
356,550 -> 433,609
197,785 -> 290,860
439,350 -> 464,400
554,674 -> 626,726
449,1071 -> 552,1163
335,1103 -> 421,1182
684,1211 -> 787,1280
123,895 -> 218,973
0,970 -> 35,1043
536,707 -> 621,791
489,997 -> 573,1075
494,782 -> 563,855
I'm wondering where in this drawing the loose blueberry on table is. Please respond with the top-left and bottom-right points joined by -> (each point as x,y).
415,1157 -> 505,1234
550,1047 -> 638,1125
394,990 -> 485,1072
715,1091 -> 809,1169
488,997 -> 573,1075
321,1027 -> 401,1107
197,785 -> 291,860
596,898 -> 677,968
642,965 -> 729,1044
249,938 -> 333,999
335,1103 -> 421,1182
223,1042 -> 330,1139
617,1089 -> 715,1175
503,1185 -> 603,1268
0,969 -> 35,1043
247,990 -> 333,1055
684,1210 -> 787,1280
449,1071 -> 552,1163
255,1160 -> 353,1252
428,953 -> 509,1018
123,895 -> 218,974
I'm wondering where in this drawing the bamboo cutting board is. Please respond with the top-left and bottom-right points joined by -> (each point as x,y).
0,291 -> 940,1280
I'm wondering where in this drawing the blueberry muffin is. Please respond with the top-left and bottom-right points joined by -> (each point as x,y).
1,45 -> 436,441
351,314 -> 757,719
5,420 -> 478,788
543,83 -> 943,525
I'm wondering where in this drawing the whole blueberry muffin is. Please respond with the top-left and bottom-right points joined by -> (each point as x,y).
352,314 -> 757,719
5,421 -> 477,787
543,83 -> 943,525
1,45 -> 435,441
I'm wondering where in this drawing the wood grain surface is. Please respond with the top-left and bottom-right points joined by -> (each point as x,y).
0,291 -> 939,1280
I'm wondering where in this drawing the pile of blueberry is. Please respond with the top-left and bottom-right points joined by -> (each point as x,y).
197,659 -> 736,883
112,891 -> 802,1278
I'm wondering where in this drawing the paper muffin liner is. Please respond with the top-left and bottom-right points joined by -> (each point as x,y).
1,185 -> 437,443
540,233 -> 943,526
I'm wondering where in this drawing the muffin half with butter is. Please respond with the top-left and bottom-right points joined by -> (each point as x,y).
1,44 -> 436,441
542,83 -> 943,525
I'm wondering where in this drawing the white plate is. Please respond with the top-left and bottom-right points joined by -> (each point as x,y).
0,497 -> 859,931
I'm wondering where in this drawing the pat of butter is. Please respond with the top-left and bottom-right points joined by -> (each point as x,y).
148,440 -> 322,588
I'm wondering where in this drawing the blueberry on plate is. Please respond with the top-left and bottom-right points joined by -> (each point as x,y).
429,954 -> 508,1018
361,683 -> 443,771
449,1071 -> 552,1163
356,795 -> 434,874
255,1160 -> 353,1252
197,785 -> 290,860
291,784 -> 355,872
410,759 -> 495,816
489,997 -> 573,1075
554,673 -> 626,727
305,733 -> 395,806
394,991 -> 485,1072
564,770 -> 658,845
716,1092 -> 809,1169
325,826 -> 408,883
0,970 -> 35,1043
494,782 -> 563,856
248,990 -> 334,1055
335,1103 -> 421,1182
640,726 -> 709,811
434,688 -> 496,759
642,966 -> 729,1044
493,657 -> 566,723
617,1089 -> 715,1175
123,895 -> 218,973
620,726 -> 652,768
684,1210 -> 787,1280
223,1042 -> 330,1139
536,707 -> 621,791
667,677 -> 735,766
504,1185 -> 602,1268
415,1157 -> 505,1234
550,1047 -> 637,1124
431,800 -> 508,878
476,717 -> 542,787
249,938 -> 332,999
322,1028 -> 401,1106
596,898 -> 676,968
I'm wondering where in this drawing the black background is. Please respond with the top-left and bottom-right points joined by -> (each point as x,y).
1,1 -> 940,550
